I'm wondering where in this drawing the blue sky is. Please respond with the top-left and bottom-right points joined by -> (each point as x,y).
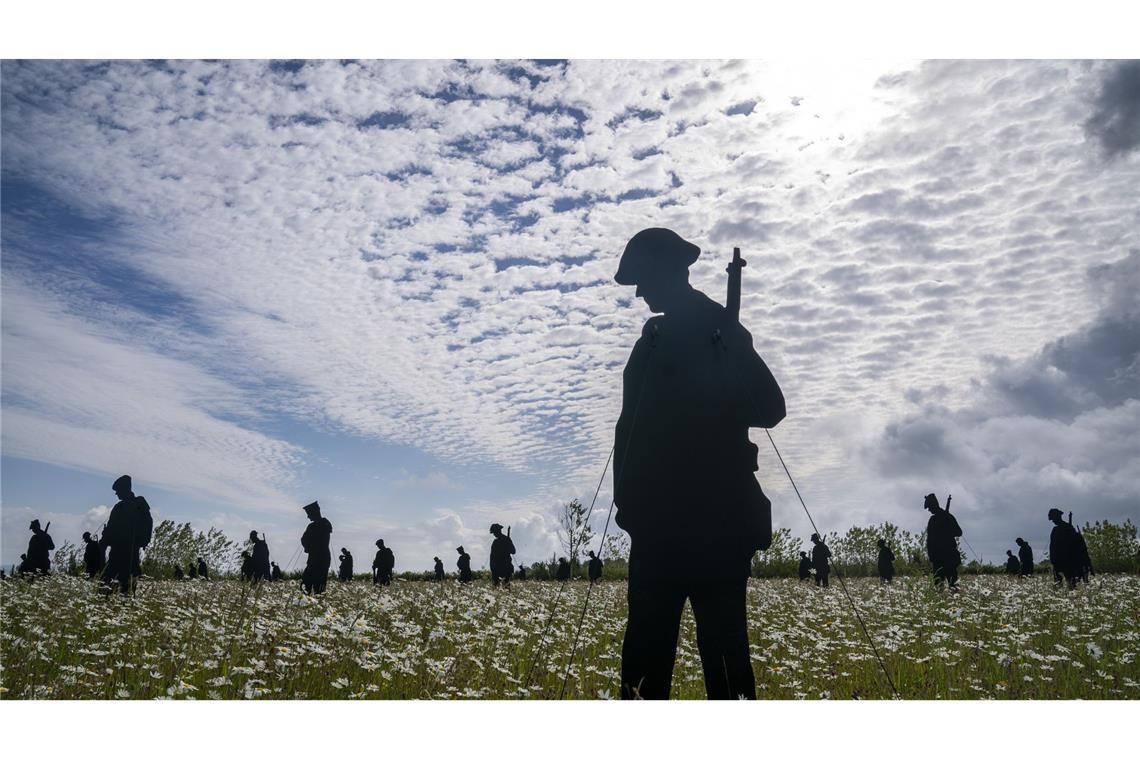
2,59 -> 1138,572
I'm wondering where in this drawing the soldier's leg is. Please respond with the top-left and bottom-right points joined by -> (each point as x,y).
690,579 -> 756,700
621,576 -> 685,699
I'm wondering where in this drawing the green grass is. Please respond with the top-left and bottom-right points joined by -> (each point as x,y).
2,573 -> 1137,699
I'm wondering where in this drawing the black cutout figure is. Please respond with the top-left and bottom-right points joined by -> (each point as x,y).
17,554 -> 29,574
240,551 -> 253,582
1048,508 -> 1080,589
249,531 -> 270,583
173,564 -> 184,580
1005,550 -> 1020,575
555,557 -> 572,582
197,557 -> 208,580
1070,512 -> 1094,583
1016,537 -> 1033,578
588,550 -> 604,584
100,476 -> 153,595
338,548 -> 353,582
797,551 -> 812,582
924,494 -> 962,589
188,563 -> 198,580
489,524 -> 515,587
433,556 -> 445,582
373,539 -> 395,585
456,546 -> 472,583
613,229 -> 785,701
811,533 -> 831,587
25,520 -> 54,575
82,531 -> 105,579
876,539 -> 895,584
516,564 -> 527,582
300,501 -> 332,594
271,562 -> 282,582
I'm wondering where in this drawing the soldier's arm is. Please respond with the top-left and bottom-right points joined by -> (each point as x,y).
728,323 -> 786,428
613,322 -> 655,503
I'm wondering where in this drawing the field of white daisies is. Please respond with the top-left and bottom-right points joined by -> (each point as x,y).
2,574 -> 1137,699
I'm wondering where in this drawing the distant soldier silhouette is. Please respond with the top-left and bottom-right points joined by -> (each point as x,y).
489,524 -> 516,587
197,557 -> 208,580
82,531 -> 105,578
100,476 -> 153,595
1005,550 -> 1020,575
797,551 -> 812,581
924,494 -> 962,589
516,564 -> 527,581
248,531 -> 270,583
613,229 -> 785,700
271,562 -> 282,582
588,550 -> 604,584
810,533 -> 831,587
25,519 -> 54,574
240,551 -> 253,582
1016,537 -> 1034,577
17,554 -> 29,574
372,539 -> 395,585
300,501 -> 332,594
433,556 -> 445,582
188,563 -> 198,580
173,564 -> 184,581
556,557 -> 572,582
338,548 -> 353,582
1048,508 -> 1080,589
876,539 -> 895,584
456,546 -> 472,583
1070,512 -> 1094,583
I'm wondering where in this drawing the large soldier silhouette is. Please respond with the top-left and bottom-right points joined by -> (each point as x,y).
613,228 -> 785,700
25,520 -> 54,574
300,501 -> 332,594
489,524 -> 515,587
373,539 -> 395,585
1048,508 -> 1080,589
1016,537 -> 1033,577
924,494 -> 962,589
100,476 -> 153,594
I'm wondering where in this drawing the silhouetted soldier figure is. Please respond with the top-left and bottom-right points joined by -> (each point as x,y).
372,540 -> 395,585
587,550 -> 604,584
556,557 -> 572,582
613,229 -> 785,700
188,563 -> 198,580
300,501 -> 332,594
433,556 -> 445,582
246,531 -> 270,583
924,494 -> 962,589
25,520 -> 54,574
100,476 -> 153,595
797,551 -> 812,581
811,534 -> 831,587
456,546 -> 472,583
271,562 -> 282,581
240,551 -> 253,582
1048,508 -> 1080,589
1016,537 -> 1033,577
877,539 -> 895,584
338,548 -> 353,582
17,554 -> 29,574
173,564 -> 184,581
489,524 -> 516,587
82,531 -> 105,579
1070,512 -> 1094,583
197,557 -> 208,580
516,564 -> 527,582
1005,550 -> 1020,575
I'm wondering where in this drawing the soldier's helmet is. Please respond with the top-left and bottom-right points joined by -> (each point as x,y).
614,228 -> 700,285
1048,507 -> 1064,521
456,546 -> 465,553
302,501 -> 320,515
83,531 -> 92,540
489,523 -> 503,534
113,474 -> 132,493
376,539 -> 385,547
29,519 -> 40,531
923,493 -> 940,511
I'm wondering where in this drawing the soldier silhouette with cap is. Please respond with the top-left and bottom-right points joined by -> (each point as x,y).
17,554 -> 29,574
556,556 -> 572,582
373,539 -> 395,585
1070,512 -> 1094,583
810,533 -> 831,587
613,228 -> 785,700
587,550 -> 604,584
240,551 -> 253,581
1048,508 -> 1080,589
249,531 -> 270,583
100,475 -> 153,594
188,562 -> 198,580
924,494 -> 962,589
489,524 -> 516,587
82,531 -> 105,579
1005,550 -> 1020,575
173,564 -> 184,580
25,520 -> 54,575
876,539 -> 895,584
1016,537 -> 1033,578
516,564 -> 527,581
271,562 -> 282,582
197,557 -> 208,580
433,556 -> 445,582
300,501 -> 332,594
797,551 -> 812,581
456,546 -> 472,583
338,548 -> 353,582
